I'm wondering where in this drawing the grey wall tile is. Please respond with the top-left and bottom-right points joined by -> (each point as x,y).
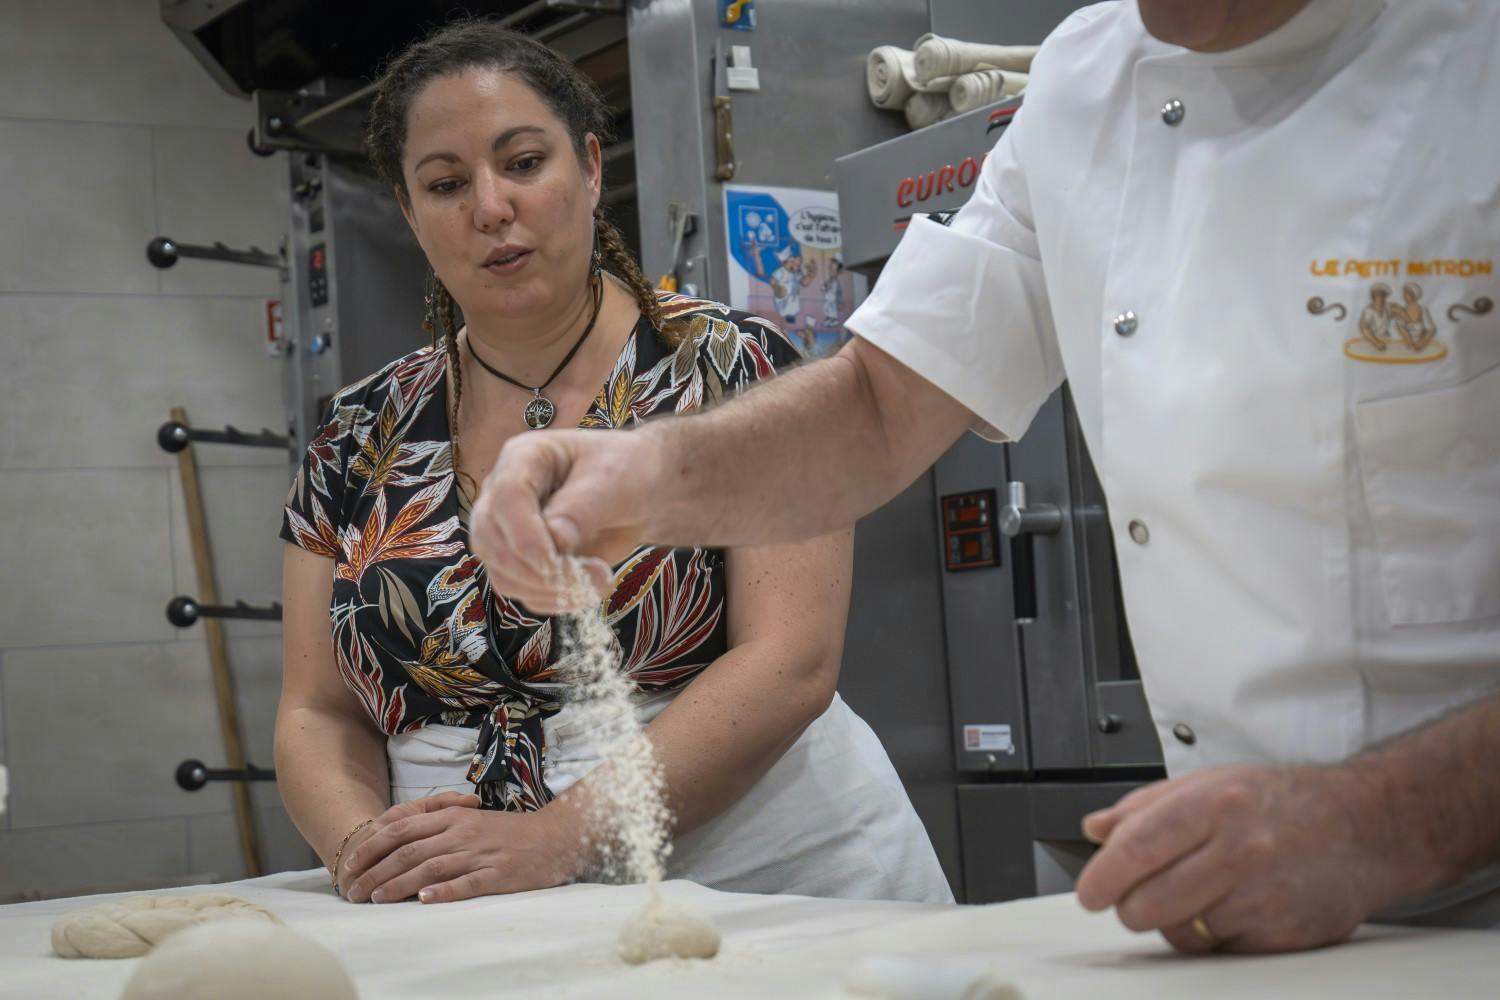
186,811 -> 248,883
224,635 -> 283,766
251,787 -> 320,874
153,127 -> 288,299
0,295 -> 290,471
0,469 -> 179,648
0,0 -> 253,128
0,120 -> 157,294
2,641 -> 237,828
168,466 -> 294,640
0,817 -> 188,902
190,803 -> 317,883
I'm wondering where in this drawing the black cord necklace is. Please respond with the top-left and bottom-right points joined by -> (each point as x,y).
465,275 -> 603,430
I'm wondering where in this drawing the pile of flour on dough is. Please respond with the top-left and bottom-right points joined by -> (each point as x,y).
555,559 -> 720,965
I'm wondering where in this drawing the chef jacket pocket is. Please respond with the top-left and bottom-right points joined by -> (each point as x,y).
1353,362 -> 1500,626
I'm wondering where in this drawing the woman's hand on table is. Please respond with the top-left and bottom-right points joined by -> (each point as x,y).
340,793 -> 585,904
334,792 -> 479,899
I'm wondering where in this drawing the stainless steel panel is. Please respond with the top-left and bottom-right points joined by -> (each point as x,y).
626,0 -> 714,293
933,435 -> 1029,775
958,780 -> 1146,903
1007,392 -> 1094,771
1093,681 -> 1161,767
323,167 -> 429,388
840,471 -> 963,898
281,153 -> 314,451
284,150 -> 427,450
835,100 -> 1018,271
957,784 -> 1034,903
1067,400 -> 1163,769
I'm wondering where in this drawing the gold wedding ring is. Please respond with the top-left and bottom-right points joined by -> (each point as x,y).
1190,913 -> 1218,946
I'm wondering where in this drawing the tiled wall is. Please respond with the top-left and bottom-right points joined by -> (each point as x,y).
0,0 -> 316,900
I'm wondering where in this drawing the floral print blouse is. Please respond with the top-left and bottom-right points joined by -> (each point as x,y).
281,294 -> 801,810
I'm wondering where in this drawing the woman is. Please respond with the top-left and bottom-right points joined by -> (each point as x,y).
275,21 -> 951,907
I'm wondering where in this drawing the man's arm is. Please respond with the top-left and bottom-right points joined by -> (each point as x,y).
469,336 -> 973,611
1075,689 -> 1500,953
1348,689 -> 1500,898
649,336 -> 973,546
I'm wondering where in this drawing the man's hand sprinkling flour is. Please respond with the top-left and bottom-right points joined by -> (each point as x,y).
470,429 -> 658,613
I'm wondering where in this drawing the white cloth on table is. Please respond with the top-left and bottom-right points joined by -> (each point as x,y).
387,692 -> 953,904
10,878 -> 1495,1000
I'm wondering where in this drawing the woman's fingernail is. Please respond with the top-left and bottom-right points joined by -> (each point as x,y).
371,890 -> 385,903
419,889 -> 432,903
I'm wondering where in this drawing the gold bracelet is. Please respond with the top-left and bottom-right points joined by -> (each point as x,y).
329,818 -> 374,894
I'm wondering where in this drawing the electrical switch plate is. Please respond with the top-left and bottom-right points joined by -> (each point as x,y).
726,66 -> 760,91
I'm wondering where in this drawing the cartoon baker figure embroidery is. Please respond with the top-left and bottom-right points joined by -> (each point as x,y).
1357,282 -> 1392,352
1337,281 -> 1449,364
1390,282 -> 1439,352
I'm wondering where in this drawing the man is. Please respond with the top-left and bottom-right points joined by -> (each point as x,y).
1358,283 -> 1391,352
470,0 -> 1500,954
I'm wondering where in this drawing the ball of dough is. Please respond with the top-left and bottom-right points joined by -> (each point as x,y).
51,893 -> 280,959
119,918 -> 357,1000
617,895 -> 720,964
844,955 -> 1023,1000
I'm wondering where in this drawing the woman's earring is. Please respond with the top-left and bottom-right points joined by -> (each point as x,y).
591,224 -> 604,275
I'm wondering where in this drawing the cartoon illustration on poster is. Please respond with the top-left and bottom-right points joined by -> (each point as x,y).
724,185 -> 867,358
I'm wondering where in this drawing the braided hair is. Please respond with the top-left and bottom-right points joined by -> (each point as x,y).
365,19 -> 670,489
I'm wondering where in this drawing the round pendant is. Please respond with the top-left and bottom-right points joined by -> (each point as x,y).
523,395 -> 556,430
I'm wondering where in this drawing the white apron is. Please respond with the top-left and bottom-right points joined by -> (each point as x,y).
387,692 -> 954,904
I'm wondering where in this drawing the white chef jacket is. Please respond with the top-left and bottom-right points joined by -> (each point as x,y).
849,0 -> 1499,842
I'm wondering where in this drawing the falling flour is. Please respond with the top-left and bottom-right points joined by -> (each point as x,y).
554,559 -> 721,965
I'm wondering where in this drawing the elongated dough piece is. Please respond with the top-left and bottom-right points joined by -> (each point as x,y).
51,893 -> 279,959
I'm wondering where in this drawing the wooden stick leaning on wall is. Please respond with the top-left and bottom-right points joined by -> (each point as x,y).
170,405 -> 264,878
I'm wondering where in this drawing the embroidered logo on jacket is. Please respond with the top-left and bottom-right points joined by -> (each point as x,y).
1306,257 -> 1494,365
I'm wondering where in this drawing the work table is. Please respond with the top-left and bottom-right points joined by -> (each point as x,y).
0,871 -> 1492,998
